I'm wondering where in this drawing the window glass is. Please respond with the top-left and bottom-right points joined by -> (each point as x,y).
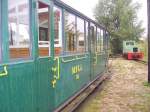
64,11 -> 76,53
38,2 -> 50,57
126,42 -> 134,45
77,17 -> 85,53
94,25 -> 97,52
103,31 -> 107,50
85,21 -> 88,52
97,28 -> 101,52
131,42 -> 134,45
101,29 -> 104,51
133,47 -> 138,52
126,42 -> 134,46
126,42 -> 129,45
54,6 -> 62,56
0,0 -> 2,62
8,0 -> 31,59
106,31 -> 109,50
90,23 -> 96,52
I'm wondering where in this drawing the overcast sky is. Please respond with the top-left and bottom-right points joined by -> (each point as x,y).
135,0 -> 147,37
62,0 -> 147,37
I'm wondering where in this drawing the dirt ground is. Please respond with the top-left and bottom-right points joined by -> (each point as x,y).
75,58 -> 150,112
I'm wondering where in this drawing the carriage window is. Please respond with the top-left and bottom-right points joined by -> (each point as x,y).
38,2 -> 50,57
90,23 -> 97,53
8,0 -> 31,59
97,28 -> 101,52
103,31 -> 107,50
101,30 -> 104,51
126,42 -> 134,46
94,25 -> 97,52
0,0 -> 2,62
106,31 -> 109,50
131,42 -> 134,45
77,17 -> 85,53
85,21 -> 88,52
126,42 -> 129,45
54,6 -> 62,56
93,24 -> 97,52
65,11 -> 76,53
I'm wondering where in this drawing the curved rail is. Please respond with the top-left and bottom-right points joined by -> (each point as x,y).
134,60 -> 147,65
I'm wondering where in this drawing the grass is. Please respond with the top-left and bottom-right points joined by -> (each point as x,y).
143,82 -> 150,87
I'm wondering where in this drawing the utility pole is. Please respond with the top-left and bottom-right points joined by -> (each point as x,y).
147,0 -> 150,83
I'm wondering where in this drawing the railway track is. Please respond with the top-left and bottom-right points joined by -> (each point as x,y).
54,72 -> 111,112
134,60 -> 148,65
55,58 -> 147,112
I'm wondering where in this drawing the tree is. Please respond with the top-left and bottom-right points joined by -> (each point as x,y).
94,0 -> 145,54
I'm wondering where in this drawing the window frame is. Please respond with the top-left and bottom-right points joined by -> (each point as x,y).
8,0 -> 32,60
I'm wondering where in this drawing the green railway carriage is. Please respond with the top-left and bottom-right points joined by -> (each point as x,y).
0,0 -> 109,111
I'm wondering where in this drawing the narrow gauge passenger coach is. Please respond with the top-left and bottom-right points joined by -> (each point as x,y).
0,0 -> 109,112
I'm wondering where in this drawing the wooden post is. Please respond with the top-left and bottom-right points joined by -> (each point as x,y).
147,0 -> 150,83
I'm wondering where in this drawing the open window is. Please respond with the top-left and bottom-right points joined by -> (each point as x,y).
8,0 -> 31,59
38,1 -> 50,57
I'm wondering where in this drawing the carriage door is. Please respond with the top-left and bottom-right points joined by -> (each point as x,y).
0,0 -> 38,112
90,24 -> 97,80
36,1 -> 54,111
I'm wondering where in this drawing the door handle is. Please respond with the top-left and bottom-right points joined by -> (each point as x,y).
0,65 -> 8,77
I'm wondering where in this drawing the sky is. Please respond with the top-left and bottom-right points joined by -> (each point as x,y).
62,0 -> 148,37
134,0 -> 147,37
